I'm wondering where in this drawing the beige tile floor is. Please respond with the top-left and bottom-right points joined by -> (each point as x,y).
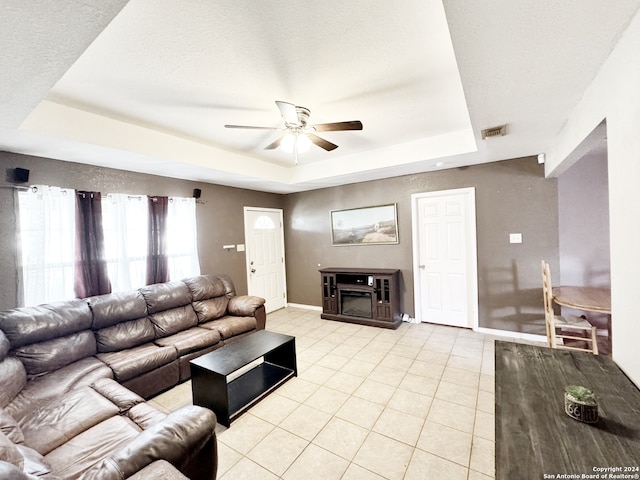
149,307 -> 532,480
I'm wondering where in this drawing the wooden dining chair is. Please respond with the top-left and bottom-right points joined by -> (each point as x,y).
541,260 -> 598,355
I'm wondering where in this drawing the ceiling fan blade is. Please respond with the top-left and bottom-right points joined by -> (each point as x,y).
276,101 -> 300,127
224,124 -> 278,130
264,135 -> 286,150
309,134 -> 338,151
313,120 -> 363,132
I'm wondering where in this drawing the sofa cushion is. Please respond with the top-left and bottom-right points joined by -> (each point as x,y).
0,331 -> 9,360
18,387 -> 120,456
155,327 -> 221,356
95,317 -> 156,353
13,330 -> 97,378
149,306 -> 198,338
44,415 -> 141,480
140,282 -> 192,314
6,357 -> 112,421
192,296 -> 229,323
0,430 -> 23,469
216,274 -> 237,297
0,300 -> 92,349
16,445 -> 56,477
182,275 -> 227,301
202,315 -> 257,340
89,290 -> 148,330
0,357 -> 27,409
0,408 -> 24,444
97,343 -> 177,383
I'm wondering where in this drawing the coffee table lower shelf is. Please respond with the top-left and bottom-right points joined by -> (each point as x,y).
227,362 -> 295,420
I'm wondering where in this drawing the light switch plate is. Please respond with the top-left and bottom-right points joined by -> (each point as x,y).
509,233 -> 523,244
237,244 -> 245,252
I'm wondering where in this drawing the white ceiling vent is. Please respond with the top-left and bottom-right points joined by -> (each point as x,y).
481,124 -> 507,139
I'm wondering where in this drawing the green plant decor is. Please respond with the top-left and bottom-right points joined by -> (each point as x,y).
565,385 -> 597,405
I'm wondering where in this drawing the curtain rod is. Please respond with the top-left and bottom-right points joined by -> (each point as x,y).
0,184 -> 29,191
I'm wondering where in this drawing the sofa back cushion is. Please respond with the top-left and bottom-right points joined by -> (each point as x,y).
0,430 -> 23,470
140,282 -> 198,337
0,408 -> 24,444
0,357 -> 26,409
95,318 -> 156,353
0,331 -> 9,361
183,275 -> 230,323
148,307 -> 198,337
182,275 -> 226,301
13,331 -> 96,378
216,274 -> 237,297
0,300 -> 92,349
139,281 -> 192,314
89,290 -> 148,330
192,297 -> 229,323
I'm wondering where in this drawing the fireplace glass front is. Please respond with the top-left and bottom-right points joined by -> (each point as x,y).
340,290 -> 373,318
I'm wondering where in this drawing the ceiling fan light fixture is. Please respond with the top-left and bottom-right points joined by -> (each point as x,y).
280,132 -> 311,154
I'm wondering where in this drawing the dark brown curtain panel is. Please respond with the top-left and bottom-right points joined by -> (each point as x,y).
147,196 -> 170,285
74,191 -> 111,298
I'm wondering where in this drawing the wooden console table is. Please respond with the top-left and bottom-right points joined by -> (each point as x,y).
495,341 -> 640,479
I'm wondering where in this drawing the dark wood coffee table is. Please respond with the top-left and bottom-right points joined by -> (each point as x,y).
190,330 -> 297,427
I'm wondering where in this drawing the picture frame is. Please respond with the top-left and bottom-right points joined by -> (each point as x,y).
330,203 -> 398,246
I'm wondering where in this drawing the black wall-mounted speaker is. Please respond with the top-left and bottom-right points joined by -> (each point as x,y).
14,168 -> 30,183
193,188 -> 202,199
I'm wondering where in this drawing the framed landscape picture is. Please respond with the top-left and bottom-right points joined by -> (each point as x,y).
331,203 -> 398,246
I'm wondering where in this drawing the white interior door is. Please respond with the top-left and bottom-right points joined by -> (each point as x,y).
244,207 -> 286,313
412,188 -> 478,328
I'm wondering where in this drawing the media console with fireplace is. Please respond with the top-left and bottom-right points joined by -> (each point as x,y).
319,267 -> 401,329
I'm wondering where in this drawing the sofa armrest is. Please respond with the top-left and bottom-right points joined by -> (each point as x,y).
253,304 -> 266,330
80,406 -> 216,480
227,295 -> 265,317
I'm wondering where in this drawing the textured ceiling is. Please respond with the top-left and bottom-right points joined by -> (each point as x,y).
1,0 -> 639,193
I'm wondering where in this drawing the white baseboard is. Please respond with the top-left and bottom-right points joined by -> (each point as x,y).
475,326 -> 547,343
285,303 -> 323,312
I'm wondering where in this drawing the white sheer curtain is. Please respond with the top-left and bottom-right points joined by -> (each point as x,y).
167,197 -> 200,280
101,193 -> 148,292
17,185 -> 76,306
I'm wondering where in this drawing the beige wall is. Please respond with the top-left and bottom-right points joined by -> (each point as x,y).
0,152 -> 283,310
283,156 -> 559,334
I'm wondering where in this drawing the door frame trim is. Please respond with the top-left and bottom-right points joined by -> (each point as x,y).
243,206 -> 288,310
411,187 -> 479,329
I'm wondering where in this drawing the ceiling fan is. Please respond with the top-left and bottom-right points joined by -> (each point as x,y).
225,101 -> 363,162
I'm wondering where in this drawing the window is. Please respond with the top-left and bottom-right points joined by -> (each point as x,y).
254,215 -> 276,230
17,187 -> 201,304
18,186 -> 76,306
167,197 -> 201,280
101,194 -> 149,292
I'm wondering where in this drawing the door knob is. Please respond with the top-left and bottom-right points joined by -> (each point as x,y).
419,265 -> 426,269
251,268 -> 256,273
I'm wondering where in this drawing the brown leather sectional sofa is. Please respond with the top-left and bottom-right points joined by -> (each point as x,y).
0,274 -> 266,479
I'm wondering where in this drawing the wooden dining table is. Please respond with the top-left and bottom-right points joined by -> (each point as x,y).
551,286 -> 611,314
552,286 -> 612,353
